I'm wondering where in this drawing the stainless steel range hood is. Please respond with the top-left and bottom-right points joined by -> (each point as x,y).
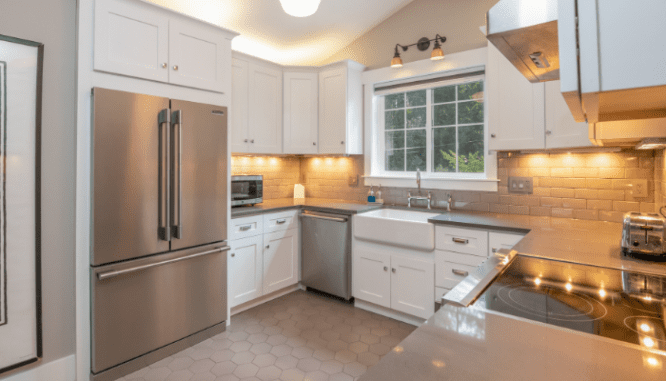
486,0 -> 560,83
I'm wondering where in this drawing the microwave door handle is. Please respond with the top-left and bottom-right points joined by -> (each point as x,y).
171,110 -> 183,239
158,109 -> 171,241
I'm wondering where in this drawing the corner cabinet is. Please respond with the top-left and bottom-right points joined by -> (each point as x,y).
318,61 -> 365,155
487,43 -> 591,151
283,70 -> 319,154
93,0 -> 236,93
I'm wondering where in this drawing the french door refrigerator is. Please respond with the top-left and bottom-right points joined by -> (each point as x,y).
90,88 -> 229,381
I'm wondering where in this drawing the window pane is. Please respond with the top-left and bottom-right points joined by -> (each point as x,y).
433,103 -> 455,126
385,93 -> 404,109
406,90 -> 426,107
433,85 -> 455,103
385,130 -> 405,150
458,124 -> 485,173
458,100 -> 484,124
406,107 -> 426,128
385,110 -> 405,130
386,149 -> 405,171
406,148 -> 426,171
458,81 -> 484,101
406,129 -> 426,148
433,127 -> 456,172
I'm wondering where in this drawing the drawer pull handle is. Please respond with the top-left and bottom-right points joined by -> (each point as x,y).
452,237 -> 469,244
452,269 -> 469,277
392,268 -> 396,273
276,219 -> 287,225
231,253 -> 235,257
239,225 -> 252,232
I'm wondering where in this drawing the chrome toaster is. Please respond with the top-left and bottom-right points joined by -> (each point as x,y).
621,212 -> 666,256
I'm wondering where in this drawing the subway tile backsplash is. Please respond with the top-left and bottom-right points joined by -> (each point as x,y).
234,149 -> 663,223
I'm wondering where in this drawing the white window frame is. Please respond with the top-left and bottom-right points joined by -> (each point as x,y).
362,48 -> 498,192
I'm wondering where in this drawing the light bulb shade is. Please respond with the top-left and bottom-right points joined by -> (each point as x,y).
279,0 -> 321,17
391,55 -> 403,68
431,46 -> 444,60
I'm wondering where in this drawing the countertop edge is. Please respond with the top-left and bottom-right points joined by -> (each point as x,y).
426,218 -> 531,234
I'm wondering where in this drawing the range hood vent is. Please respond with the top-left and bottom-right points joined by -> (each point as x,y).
486,0 -> 560,83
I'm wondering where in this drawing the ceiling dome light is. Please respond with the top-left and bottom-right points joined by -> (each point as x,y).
280,0 -> 321,17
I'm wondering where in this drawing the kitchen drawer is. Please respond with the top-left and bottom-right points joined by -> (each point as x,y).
230,215 -> 263,240
435,287 -> 451,303
488,231 -> 525,256
436,226 -> 488,256
435,250 -> 486,289
264,210 -> 299,233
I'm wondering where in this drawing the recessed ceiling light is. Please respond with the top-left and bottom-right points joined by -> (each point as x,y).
279,0 -> 321,17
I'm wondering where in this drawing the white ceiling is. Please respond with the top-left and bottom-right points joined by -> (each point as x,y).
144,0 -> 415,66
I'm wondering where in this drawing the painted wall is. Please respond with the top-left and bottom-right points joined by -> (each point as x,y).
319,0 -> 499,70
0,0 -> 76,377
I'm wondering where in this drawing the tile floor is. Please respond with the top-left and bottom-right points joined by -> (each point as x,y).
115,290 -> 416,381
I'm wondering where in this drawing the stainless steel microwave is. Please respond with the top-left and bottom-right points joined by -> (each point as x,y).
231,175 -> 263,206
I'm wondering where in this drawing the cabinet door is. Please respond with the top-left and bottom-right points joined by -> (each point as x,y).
228,235 -> 263,308
263,229 -> 298,294
487,43 -> 545,150
319,67 -> 348,154
94,0 -> 169,82
249,63 -> 283,153
283,72 -> 318,154
352,249 -> 391,308
168,20 -> 229,93
231,58 -> 250,153
545,81 -> 592,149
390,256 -> 435,319
488,231 -> 525,257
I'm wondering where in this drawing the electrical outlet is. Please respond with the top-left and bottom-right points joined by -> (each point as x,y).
508,176 -> 533,194
348,174 -> 359,186
631,179 -> 648,198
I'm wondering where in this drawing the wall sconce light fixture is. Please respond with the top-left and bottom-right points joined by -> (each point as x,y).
390,34 -> 447,68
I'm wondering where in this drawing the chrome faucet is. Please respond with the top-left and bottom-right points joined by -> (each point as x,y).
447,194 -> 453,212
407,190 -> 432,209
416,168 -> 421,193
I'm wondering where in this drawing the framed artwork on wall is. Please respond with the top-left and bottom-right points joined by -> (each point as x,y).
0,34 -> 43,375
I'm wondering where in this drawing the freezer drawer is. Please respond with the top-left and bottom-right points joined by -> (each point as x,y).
91,243 -> 228,374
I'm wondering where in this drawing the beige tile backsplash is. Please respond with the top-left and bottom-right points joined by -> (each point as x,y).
234,150 -> 662,223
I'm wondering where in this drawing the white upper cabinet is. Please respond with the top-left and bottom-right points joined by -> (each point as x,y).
93,0 -> 236,93
231,57 -> 250,153
283,71 -> 318,154
318,61 -> 365,155
248,62 -> 283,154
488,43 -> 545,151
168,20 -> 230,92
544,81 -> 592,149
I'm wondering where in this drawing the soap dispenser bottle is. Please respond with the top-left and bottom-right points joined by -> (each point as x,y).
367,186 -> 376,203
376,185 -> 383,204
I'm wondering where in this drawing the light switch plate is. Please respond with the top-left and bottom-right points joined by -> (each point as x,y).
631,179 -> 648,198
508,176 -> 533,194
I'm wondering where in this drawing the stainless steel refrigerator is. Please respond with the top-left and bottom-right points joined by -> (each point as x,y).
90,88 -> 229,381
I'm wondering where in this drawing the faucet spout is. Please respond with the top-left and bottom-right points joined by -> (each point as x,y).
416,168 -> 421,193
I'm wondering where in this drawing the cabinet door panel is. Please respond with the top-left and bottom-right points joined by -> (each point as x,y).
231,58 -> 250,153
284,72 -> 318,154
319,67 -> 347,154
488,43 -> 545,150
488,231 -> 525,257
390,256 -> 435,319
229,236 -> 263,308
352,249 -> 391,308
263,229 -> 298,294
545,81 -> 592,148
168,20 -> 229,93
94,0 -> 169,82
249,63 -> 283,153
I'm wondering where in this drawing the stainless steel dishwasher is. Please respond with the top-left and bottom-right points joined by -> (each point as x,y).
300,210 -> 352,300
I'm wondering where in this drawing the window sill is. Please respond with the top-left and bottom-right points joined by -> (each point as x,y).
363,175 -> 499,192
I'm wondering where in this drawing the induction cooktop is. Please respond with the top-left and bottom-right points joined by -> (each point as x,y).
475,255 -> 666,351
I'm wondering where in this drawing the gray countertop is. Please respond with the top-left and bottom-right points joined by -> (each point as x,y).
231,198 -> 382,218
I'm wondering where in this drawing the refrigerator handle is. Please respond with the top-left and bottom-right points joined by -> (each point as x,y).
171,109 -> 183,239
158,109 -> 171,241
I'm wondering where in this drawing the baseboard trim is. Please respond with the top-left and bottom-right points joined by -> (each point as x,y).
230,284 -> 300,316
2,354 -> 75,381
354,300 -> 424,327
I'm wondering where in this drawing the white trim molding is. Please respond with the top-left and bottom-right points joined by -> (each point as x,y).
3,355 -> 76,381
362,47 -> 498,192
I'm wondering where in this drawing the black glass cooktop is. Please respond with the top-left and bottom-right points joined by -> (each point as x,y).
476,255 -> 666,350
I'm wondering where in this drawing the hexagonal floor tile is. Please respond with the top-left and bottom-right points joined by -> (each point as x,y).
165,369 -> 193,381
211,361 -> 237,376
231,351 -> 255,365
291,346 -> 314,359
279,368 -> 305,381
357,352 -> 380,367
230,341 -> 252,353
304,370 -> 329,381
328,372 -> 353,381
168,356 -> 194,371
256,365 -> 282,381
296,357 -> 321,372
348,342 -> 369,354
270,344 -> 293,357
275,355 -> 299,370
252,353 -> 277,367
343,362 -> 367,377
334,350 -> 357,364
189,359 -> 215,373
233,363 -> 259,378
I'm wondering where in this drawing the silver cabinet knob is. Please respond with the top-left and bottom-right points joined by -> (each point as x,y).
383,266 -> 388,271
341,141 -> 345,144
162,63 -> 167,68
244,139 -> 248,143
392,268 -> 396,273
491,134 -> 496,138
545,130 -> 552,135
231,253 -> 235,257
313,142 -> 316,146
266,245 -> 270,249
173,65 -> 179,71
251,139 -> 255,143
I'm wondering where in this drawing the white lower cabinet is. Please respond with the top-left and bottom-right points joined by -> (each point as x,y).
353,249 -> 434,319
228,235 -> 263,307
488,231 -> 526,256
263,229 -> 298,294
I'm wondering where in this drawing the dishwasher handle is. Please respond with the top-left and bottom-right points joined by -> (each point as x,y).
300,213 -> 348,223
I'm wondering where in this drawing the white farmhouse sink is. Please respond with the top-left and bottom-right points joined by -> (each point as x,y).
354,209 -> 441,251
